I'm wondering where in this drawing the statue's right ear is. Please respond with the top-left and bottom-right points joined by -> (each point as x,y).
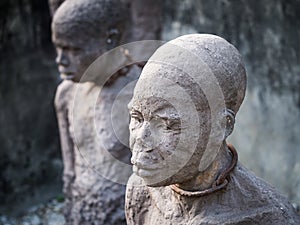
106,28 -> 121,50
224,108 -> 235,139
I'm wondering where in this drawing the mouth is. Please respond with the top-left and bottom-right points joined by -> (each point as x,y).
60,73 -> 75,80
133,165 -> 160,178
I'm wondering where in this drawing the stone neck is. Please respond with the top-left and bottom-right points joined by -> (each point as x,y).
175,142 -> 232,192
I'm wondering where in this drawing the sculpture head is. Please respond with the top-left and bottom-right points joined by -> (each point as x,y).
129,34 -> 246,186
51,0 -> 130,82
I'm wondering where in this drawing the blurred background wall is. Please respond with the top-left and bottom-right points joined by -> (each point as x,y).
0,0 -> 299,215
0,0 -> 62,215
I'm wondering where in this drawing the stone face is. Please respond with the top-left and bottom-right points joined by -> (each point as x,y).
128,34 -> 246,186
125,34 -> 300,224
52,0 -> 131,82
163,0 -> 300,207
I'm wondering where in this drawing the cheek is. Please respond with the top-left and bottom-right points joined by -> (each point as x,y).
129,135 -> 135,150
76,54 -> 92,71
129,128 -> 137,149
156,133 -> 180,155
76,51 -> 100,71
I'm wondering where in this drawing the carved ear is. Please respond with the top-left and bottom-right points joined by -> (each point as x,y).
106,28 -> 121,49
224,108 -> 235,138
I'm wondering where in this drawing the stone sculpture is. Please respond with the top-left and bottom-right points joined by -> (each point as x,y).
125,34 -> 300,225
51,0 -> 146,224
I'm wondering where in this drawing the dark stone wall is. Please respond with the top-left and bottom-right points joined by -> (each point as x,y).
164,0 -> 300,96
0,0 -> 62,215
163,0 -> 300,205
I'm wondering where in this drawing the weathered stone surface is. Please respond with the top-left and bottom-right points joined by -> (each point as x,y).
54,70 -> 139,224
125,34 -> 300,224
127,165 -> 299,225
163,0 -> 300,206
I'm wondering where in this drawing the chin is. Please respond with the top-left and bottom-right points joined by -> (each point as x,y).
60,74 -> 75,80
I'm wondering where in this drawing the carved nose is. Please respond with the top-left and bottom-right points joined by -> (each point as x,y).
131,150 -> 151,166
141,125 -> 151,139
142,122 -> 151,137
56,49 -> 69,66
131,152 -> 139,165
134,122 -> 155,153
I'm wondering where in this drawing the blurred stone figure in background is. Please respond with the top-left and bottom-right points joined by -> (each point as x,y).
51,0 -> 161,224
52,0 -> 131,224
125,34 -> 300,225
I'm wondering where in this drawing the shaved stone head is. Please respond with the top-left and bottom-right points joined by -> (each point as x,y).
52,0 -> 130,44
129,34 -> 247,186
51,0 -> 131,82
137,34 -> 247,115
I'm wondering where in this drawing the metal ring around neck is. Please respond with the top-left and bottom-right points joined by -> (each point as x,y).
170,143 -> 238,197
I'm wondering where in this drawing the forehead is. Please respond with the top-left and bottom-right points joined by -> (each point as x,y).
131,61 -> 212,116
131,96 -> 176,112
130,97 -> 182,123
52,27 -> 102,48
131,63 -> 192,104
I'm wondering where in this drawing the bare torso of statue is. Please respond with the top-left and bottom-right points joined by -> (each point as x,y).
125,34 -> 300,225
55,69 -> 138,225
51,0 -> 161,224
127,165 -> 298,225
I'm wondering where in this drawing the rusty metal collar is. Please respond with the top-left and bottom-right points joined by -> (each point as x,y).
170,143 -> 238,197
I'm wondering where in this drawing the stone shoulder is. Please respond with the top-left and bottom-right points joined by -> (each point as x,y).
226,163 -> 300,224
54,80 -> 75,112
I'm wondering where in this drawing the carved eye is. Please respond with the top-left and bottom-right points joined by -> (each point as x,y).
165,121 -> 181,131
131,115 -> 143,124
156,117 -> 180,132
130,111 -> 143,129
106,28 -> 120,47
66,48 -> 81,57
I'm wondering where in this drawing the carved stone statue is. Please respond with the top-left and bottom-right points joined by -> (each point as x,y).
125,34 -> 300,225
51,0 -> 146,224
